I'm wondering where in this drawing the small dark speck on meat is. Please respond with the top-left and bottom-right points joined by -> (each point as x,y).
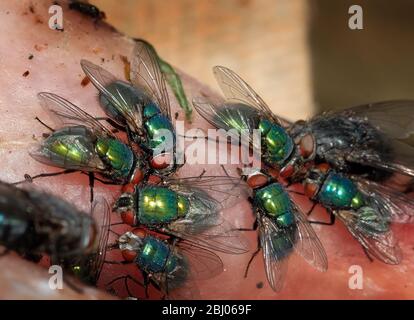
256,281 -> 264,289
28,54 -> 34,60
81,76 -> 91,87
175,112 -> 179,120
22,70 -> 30,77
101,57 -> 105,63
6,11 -> 10,14
42,133 -> 50,139
34,16 -> 43,24
29,3 -> 35,14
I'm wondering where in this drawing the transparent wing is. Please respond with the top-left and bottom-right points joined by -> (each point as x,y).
162,241 -> 223,299
163,174 -> 249,209
192,98 -> 261,148
80,59 -> 144,132
178,241 -> 223,280
30,126 -> 106,173
162,175 -> 250,254
353,176 -> 414,224
213,66 -> 282,125
167,217 -> 249,255
38,92 -> 113,137
258,214 -> 289,292
336,209 -> 402,264
290,202 -> 328,272
336,101 -> 414,177
131,40 -> 172,120
87,197 -> 111,284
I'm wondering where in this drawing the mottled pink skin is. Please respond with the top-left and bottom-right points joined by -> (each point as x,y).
0,0 -> 413,300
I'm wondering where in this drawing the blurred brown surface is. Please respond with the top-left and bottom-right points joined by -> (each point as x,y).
91,0 -> 313,121
91,0 -> 414,118
309,0 -> 414,112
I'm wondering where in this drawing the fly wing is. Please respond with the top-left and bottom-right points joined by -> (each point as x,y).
86,197 -> 111,284
80,59 -> 144,132
290,202 -> 328,272
163,174 -> 249,209
352,175 -> 414,224
335,209 -> 402,264
162,175 -> 250,254
334,101 -> 414,177
38,92 -> 113,138
213,66 -> 283,125
258,214 -> 290,292
192,98 -> 261,149
131,40 -> 172,121
160,240 -> 223,300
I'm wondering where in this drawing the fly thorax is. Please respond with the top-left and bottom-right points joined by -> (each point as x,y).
254,183 -> 295,228
136,236 -> 173,273
137,186 -> 179,225
258,119 -> 294,166
95,138 -> 134,180
318,173 -> 363,209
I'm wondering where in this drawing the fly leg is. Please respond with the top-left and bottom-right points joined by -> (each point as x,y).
13,169 -> 77,185
88,173 -> 95,203
35,116 -> 55,132
244,230 -> 261,278
106,275 -> 145,298
234,216 -> 260,278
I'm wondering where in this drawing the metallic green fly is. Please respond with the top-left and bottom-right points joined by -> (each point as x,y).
26,92 -> 144,191
242,170 -> 328,292
81,40 -> 182,176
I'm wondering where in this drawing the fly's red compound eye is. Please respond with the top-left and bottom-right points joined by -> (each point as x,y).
121,210 -> 136,226
304,182 -> 318,198
247,173 -> 268,189
150,153 -> 172,170
280,164 -> 294,178
121,249 -> 137,262
130,168 -> 144,185
132,227 -> 147,238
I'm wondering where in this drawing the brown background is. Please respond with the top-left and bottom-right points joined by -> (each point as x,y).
92,0 -> 414,119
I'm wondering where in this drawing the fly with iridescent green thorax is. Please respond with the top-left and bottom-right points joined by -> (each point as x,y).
112,173 -> 249,256
26,92 -> 144,191
81,40 -> 183,177
107,227 -> 223,299
194,66 -> 414,183
239,170 -> 327,292
193,66 -> 414,269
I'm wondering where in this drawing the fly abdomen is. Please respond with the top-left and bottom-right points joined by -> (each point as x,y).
317,173 -> 364,210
